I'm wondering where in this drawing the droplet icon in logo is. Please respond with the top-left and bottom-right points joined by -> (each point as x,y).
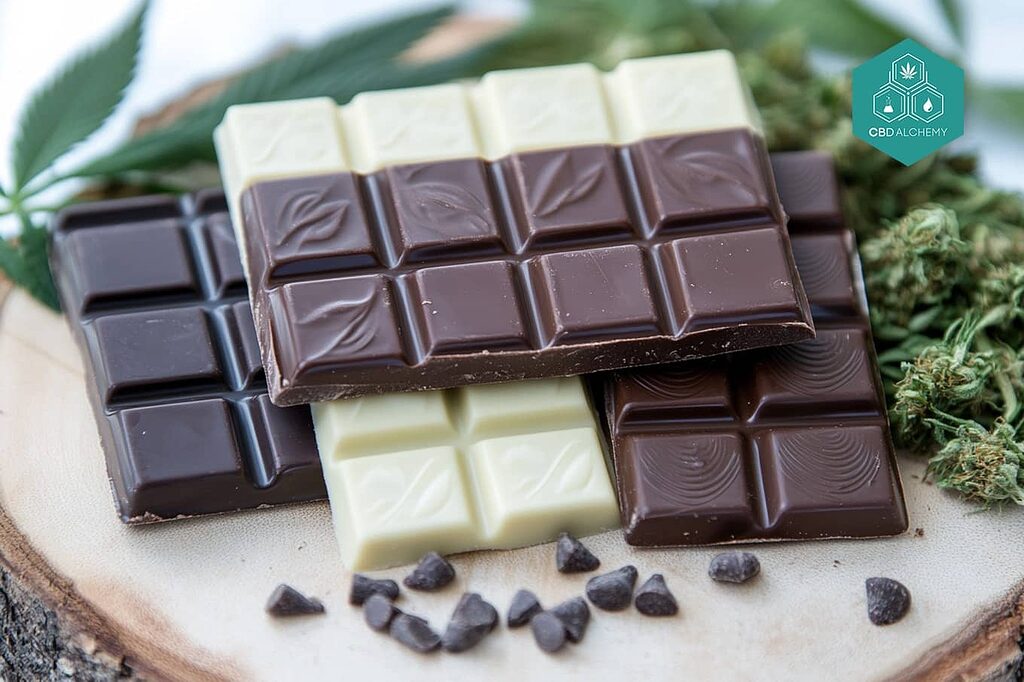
923,98 -> 934,113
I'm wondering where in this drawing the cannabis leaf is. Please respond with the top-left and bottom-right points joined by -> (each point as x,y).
764,0 -> 917,58
0,218 -> 58,309
900,62 -> 918,80
10,1 -> 148,191
936,0 -> 965,47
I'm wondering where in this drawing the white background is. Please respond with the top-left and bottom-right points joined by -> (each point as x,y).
0,0 -> 1022,236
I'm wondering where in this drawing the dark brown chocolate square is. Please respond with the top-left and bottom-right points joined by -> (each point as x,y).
743,329 -> 879,422
659,228 -> 804,334
64,221 -> 197,312
508,146 -> 633,248
385,159 -> 505,262
632,130 -> 775,232
115,399 -> 246,517
89,307 -> 222,403
769,152 -> 843,230
611,362 -> 733,431
405,261 -> 530,354
213,302 -> 264,390
789,233 -> 859,317
618,433 -> 756,545
528,245 -> 660,344
241,395 -> 325,492
242,174 -> 378,280
757,426 -> 904,538
201,214 -> 247,296
271,275 -> 405,382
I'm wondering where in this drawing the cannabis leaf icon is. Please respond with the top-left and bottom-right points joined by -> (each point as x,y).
900,62 -> 917,80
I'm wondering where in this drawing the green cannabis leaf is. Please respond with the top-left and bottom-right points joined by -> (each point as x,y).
10,1 -> 148,192
936,0 -> 965,47
763,0 -> 917,58
0,218 -> 58,309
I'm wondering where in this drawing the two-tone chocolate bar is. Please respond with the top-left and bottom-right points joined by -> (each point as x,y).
215,52 -> 814,405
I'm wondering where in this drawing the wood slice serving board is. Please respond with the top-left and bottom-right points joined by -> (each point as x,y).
3,19 -> 1024,679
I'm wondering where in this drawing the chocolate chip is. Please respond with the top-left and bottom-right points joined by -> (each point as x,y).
507,589 -> 542,627
585,565 -> 638,611
531,611 -> 568,653
265,584 -> 325,617
634,574 -> 677,616
866,577 -> 911,625
349,574 -> 400,605
550,596 -> 590,643
555,532 -> 600,573
389,613 -> 441,653
364,593 -> 399,631
404,552 -> 456,591
708,551 -> 760,584
441,592 -> 499,652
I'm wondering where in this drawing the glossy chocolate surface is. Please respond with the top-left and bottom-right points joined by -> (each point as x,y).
239,129 -> 814,405
51,191 -> 326,522
606,151 -> 908,546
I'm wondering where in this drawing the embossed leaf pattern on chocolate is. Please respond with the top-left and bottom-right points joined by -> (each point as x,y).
273,184 -> 351,254
764,332 -> 866,397
775,430 -> 881,502
656,138 -> 762,209
508,438 -> 596,498
398,179 -> 492,237
296,286 -> 380,362
362,458 -> 456,525
528,151 -> 605,218
636,438 -> 741,506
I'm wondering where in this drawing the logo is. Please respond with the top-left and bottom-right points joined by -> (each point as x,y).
852,39 -> 964,165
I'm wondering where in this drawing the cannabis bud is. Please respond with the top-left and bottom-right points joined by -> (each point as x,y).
927,419 -> 1024,507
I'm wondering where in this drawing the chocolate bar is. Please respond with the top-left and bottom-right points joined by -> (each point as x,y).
50,192 -> 327,522
605,151 -> 908,545
312,377 -> 619,570
215,52 -> 814,405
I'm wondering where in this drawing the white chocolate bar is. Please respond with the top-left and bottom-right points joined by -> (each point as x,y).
312,377 -> 620,570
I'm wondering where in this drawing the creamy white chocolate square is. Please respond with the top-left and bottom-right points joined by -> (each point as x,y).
474,63 -> 615,157
470,428 -> 619,546
216,98 -> 349,193
330,446 -> 477,569
341,83 -> 481,172
311,377 -> 619,570
606,51 -> 762,141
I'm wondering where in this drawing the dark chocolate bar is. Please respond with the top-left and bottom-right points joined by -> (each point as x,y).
50,191 -> 326,522
605,151 -> 908,545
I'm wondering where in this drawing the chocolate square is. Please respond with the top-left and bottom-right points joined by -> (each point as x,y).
611,362 -> 733,431
242,174 -> 378,280
618,432 -> 756,545
406,261 -> 530,354
89,307 -> 222,403
790,233 -> 859,317
659,228 -> 804,334
241,395 -> 325,493
632,129 -> 775,232
64,221 -> 197,312
271,275 -> 406,382
528,245 -> 659,344
201,214 -> 247,296
743,329 -> 879,422
508,145 -> 633,248
757,426 -> 905,537
213,302 -> 264,390
384,159 -> 505,262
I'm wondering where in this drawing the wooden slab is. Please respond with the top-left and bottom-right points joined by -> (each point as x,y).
1,282 -> 1024,680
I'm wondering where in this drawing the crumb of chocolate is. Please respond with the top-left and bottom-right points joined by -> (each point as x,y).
866,577 -> 911,625
531,611 -> 568,653
550,596 -> 590,643
634,574 -> 677,616
350,574 -> 400,605
555,532 -> 600,573
390,613 -> 441,653
404,552 -> 456,591
265,584 -> 325,617
364,593 -> 399,631
442,592 -> 499,652
585,565 -> 637,611
508,589 -> 542,627
709,551 -> 760,584
914,528 -> 925,537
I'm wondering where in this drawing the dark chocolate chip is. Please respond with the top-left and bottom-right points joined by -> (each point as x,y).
865,577 -> 911,626
442,592 -> 499,652
404,552 -> 456,591
708,551 -> 760,584
550,596 -> 590,643
555,532 -> 600,573
507,589 -> 543,627
585,565 -> 638,611
265,584 -> 325,617
389,613 -> 441,653
364,593 -> 399,631
634,574 -> 678,616
531,611 -> 568,653
350,574 -> 400,605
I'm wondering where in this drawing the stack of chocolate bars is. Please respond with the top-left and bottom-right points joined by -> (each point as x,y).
50,51 -> 907,570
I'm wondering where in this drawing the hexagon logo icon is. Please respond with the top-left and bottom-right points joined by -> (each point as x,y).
853,39 -> 964,165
